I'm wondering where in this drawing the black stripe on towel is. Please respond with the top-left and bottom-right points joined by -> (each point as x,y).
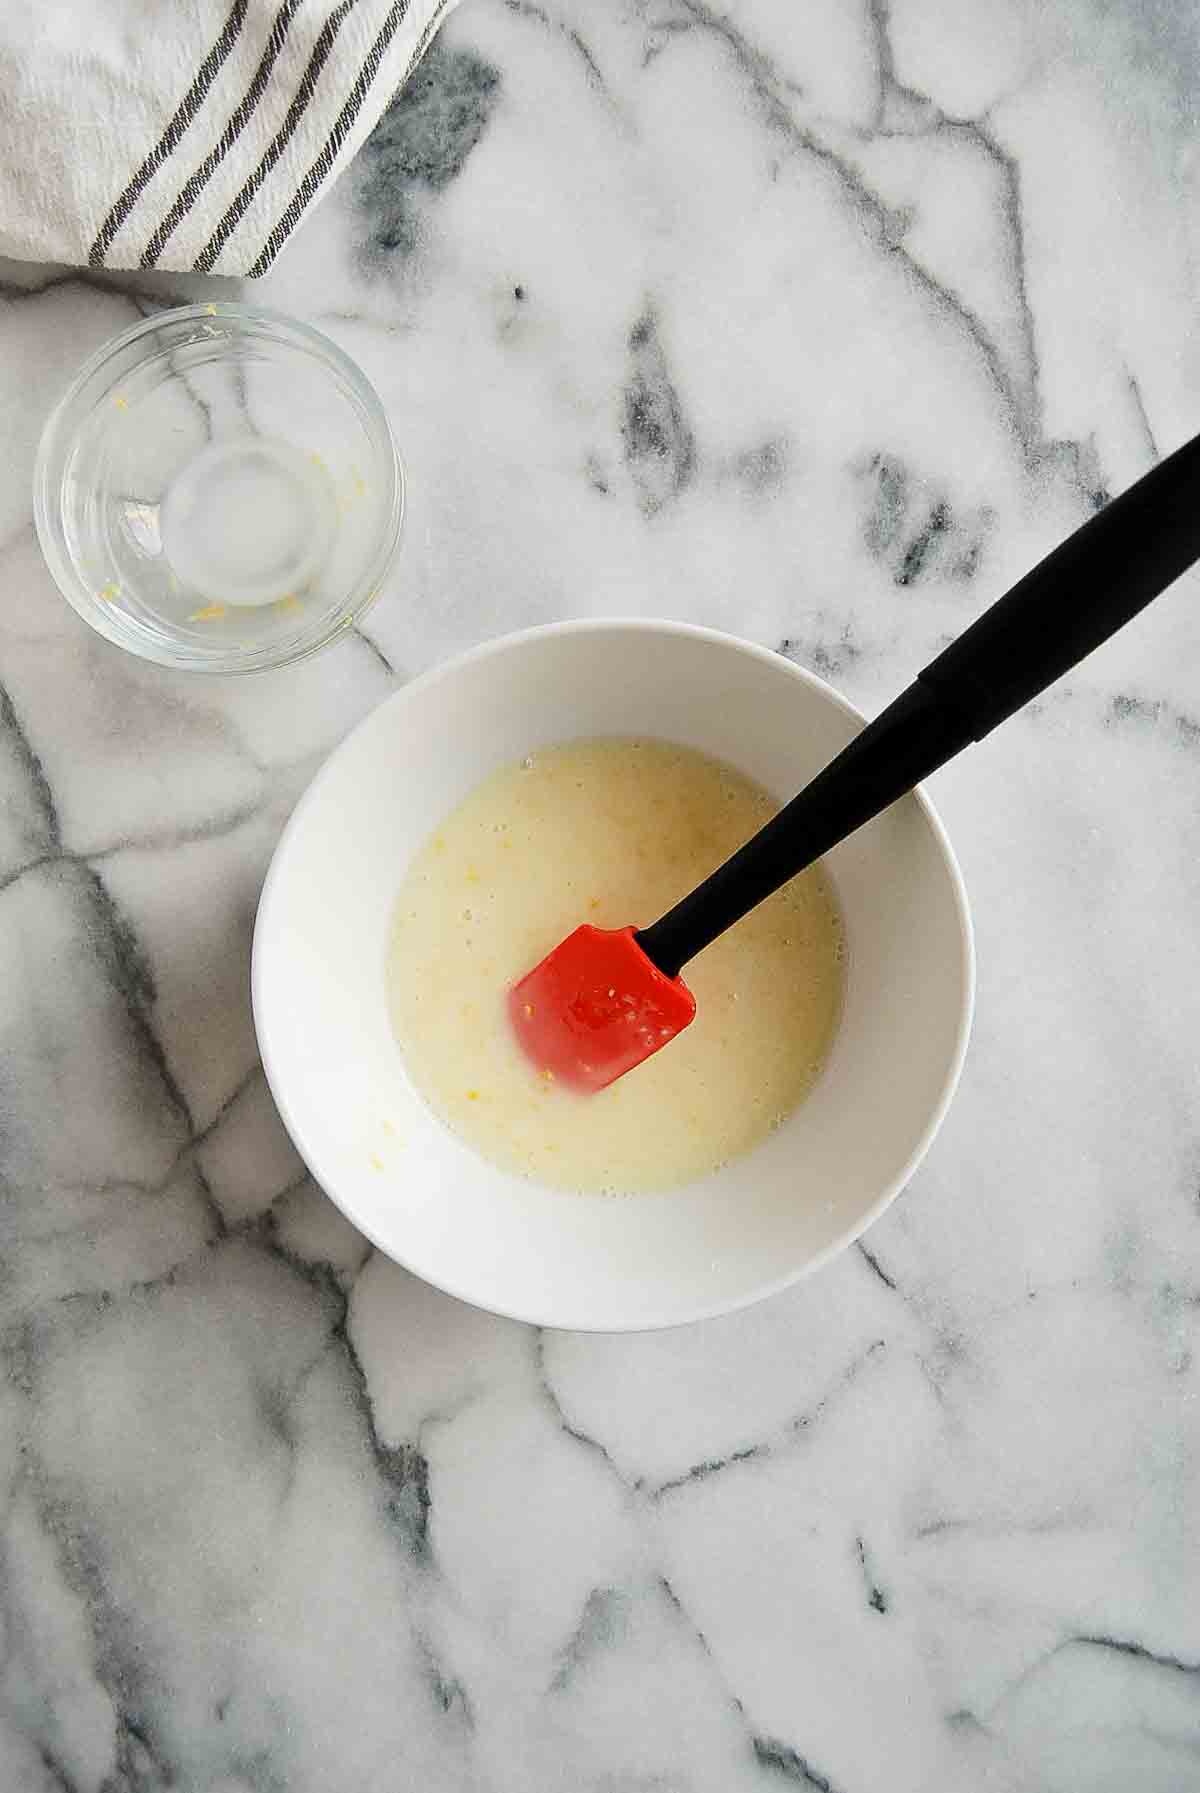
192,0 -> 359,274
248,0 -> 459,279
142,0 -> 306,268
88,0 -> 249,267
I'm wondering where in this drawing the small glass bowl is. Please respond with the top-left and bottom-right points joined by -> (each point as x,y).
34,303 -> 404,674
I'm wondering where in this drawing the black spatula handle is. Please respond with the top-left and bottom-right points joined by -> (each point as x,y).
639,429 -> 1200,979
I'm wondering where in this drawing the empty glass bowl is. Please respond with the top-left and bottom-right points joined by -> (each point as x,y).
34,303 -> 404,673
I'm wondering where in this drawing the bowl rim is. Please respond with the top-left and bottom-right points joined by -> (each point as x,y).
252,617 -> 976,1331
32,301 -> 404,675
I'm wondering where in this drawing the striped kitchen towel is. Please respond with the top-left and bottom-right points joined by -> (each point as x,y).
0,0 -> 458,277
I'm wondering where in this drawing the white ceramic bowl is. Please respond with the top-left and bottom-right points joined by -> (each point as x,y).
253,621 -> 973,1330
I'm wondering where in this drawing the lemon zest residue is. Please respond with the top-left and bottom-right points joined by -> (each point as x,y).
274,593 -> 301,615
97,582 -> 119,602
113,394 -> 129,411
188,603 -> 226,622
369,1152 -> 385,1172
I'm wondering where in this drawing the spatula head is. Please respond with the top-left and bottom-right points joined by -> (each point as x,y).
509,924 -> 697,1093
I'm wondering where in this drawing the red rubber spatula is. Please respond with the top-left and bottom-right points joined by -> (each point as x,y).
511,430 -> 1200,1093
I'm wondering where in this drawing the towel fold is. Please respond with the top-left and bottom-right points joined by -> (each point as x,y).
0,0 -> 457,276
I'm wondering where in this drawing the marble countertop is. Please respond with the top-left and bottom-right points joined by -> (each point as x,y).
2,1 -> 1199,1787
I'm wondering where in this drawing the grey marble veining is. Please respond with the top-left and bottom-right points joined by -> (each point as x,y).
1,1 -> 1199,1788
